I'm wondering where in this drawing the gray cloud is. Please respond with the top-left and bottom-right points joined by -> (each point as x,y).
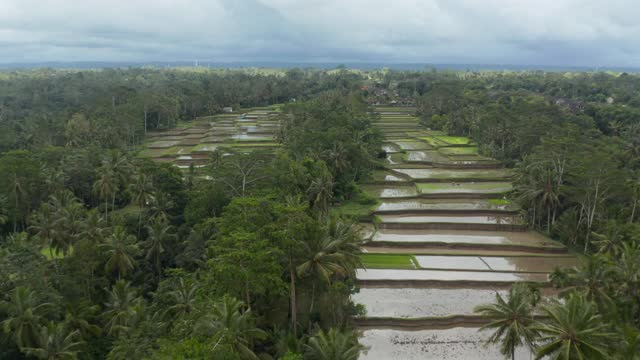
0,0 -> 638,66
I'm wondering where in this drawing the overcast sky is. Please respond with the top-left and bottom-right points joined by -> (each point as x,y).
1,0 -> 639,67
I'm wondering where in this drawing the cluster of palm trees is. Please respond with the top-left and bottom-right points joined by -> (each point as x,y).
476,238 -> 640,360
475,284 -> 612,360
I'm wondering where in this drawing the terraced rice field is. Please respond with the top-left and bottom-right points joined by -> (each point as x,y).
141,106 -> 282,167
353,106 -> 577,359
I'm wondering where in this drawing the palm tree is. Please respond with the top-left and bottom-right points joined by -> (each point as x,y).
93,169 -> 116,219
99,226 -> 139,279
0,194 -> 9,225
10,172 -> 26,232
129,173 -> 155,235
591,220 -> 624,255
29,203 -> 60,258
0,286 -> 53,348
561,255 -> 612,305
534,293 -> 612,359
80,209 -> 108,246
148,191 -> 174,223
297,221 -> 363,317
102,280 -> 140,336
304,328 -> 363,360
21,322 -> 84,360
143,218 -> 175,280
307,168 -> 334,218
474,283 -> 539,360
515,160 -> 560,232
64,302 -> 101,339
167,278 -> 198,318
195,295 -> 267,360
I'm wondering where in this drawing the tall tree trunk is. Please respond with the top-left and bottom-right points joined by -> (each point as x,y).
289,263 -> 297,334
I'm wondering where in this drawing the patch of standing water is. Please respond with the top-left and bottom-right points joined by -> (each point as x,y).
376,199 -> 513,212
356,269 -> 548,282
414,256 -> 490,270
378,214 -> 521,225
353,287 -> 507,318
371,229 -> 556,247
359,328 -> 535,360
393,168 -> 510,180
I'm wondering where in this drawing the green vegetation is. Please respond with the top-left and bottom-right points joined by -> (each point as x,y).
416,182 -> 513,193
360,254 -> 416,269
439,146 -> 479,155
2,66 -> 640,359
433,135 -> 472,145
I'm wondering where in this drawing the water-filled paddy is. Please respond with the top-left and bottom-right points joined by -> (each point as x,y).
414,256 -> 490,271
359,328 -> 534,360
231,134 -> 272,141
405,151 -> 447,162
376,199 -> 514,212
371,229 -> 558,248
392,141 -> 431,150
363,186 -> 418,198
354,287 -> 507,318
356,269 -> 548,282
393,168 -> 510,180
378,214 -> 522,225
386,153 -> 405,165
480,256 -> 579,272
417,182 -> 513,194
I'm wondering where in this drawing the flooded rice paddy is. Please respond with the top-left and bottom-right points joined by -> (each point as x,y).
371,229 -> 558,247
359,328 -> 535,360
378,214 -> 522,225
392,168 -> 511,180
376,199 -> 515,212
354,287 -> 507,318
142,106 -> 281,166
417,182 -> 513,194
356,269 -> 548,283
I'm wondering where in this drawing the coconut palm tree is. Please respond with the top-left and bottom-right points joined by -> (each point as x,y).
64,302 -> 101,339
307,167 -> 334,218
561,255 -> 613,305
534,293 -> 612,359
102,280 -> 140,336
195,295 -> 267,360
591,220 -> 624,255
21,322 -> 84,360
80,209 -> 108,246
515,160 -> 560,232
29,203 -> 60,258
143,218 -> 175,280
474,283 -> 539,360
99,226 -> 139,279
0,194 -> 9,225
0,286 -> 53,349
9,172 -> 26,232
148,191 -> 174,223
167,278 -> 198,318
297,221 -> 363,316
129,173 -> 155,235
93,169 -> 116,219
304,328 -> 363,360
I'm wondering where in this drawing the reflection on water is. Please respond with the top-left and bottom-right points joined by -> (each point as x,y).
360,328 -> 535,360
378,214 -> 521,225
353,287 -> 507,318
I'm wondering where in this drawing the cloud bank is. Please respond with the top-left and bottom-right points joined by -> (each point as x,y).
0,0 -> 638,66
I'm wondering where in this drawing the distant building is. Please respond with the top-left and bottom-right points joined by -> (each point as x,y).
222,107 -> 233,113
